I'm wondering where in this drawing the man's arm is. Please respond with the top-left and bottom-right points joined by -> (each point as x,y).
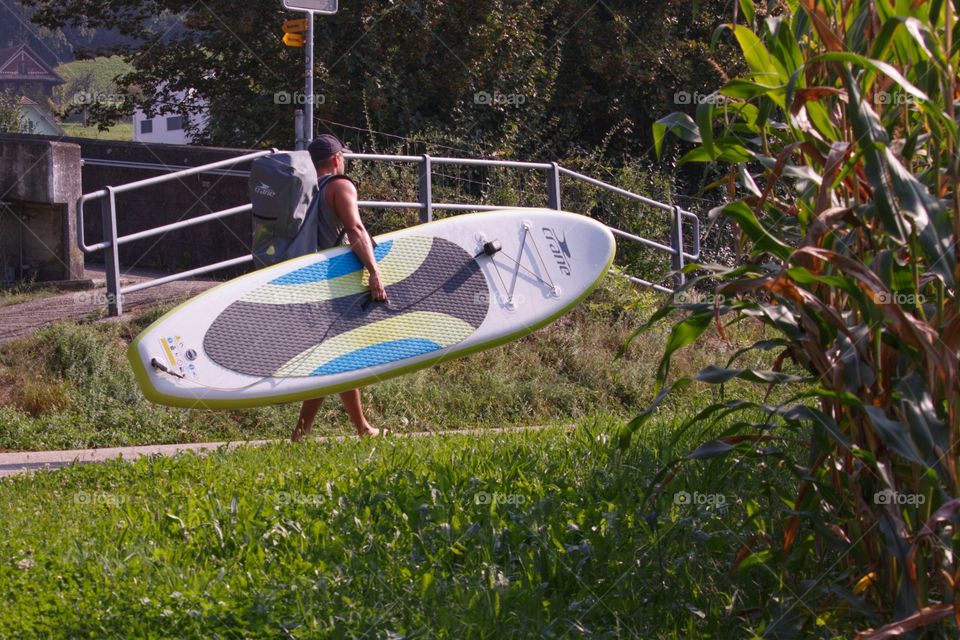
328,179 -> 387,301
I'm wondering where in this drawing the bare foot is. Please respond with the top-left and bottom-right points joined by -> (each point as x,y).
357,427 -> 381,438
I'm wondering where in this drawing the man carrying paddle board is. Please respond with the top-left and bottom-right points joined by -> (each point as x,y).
290,134 -> 387,441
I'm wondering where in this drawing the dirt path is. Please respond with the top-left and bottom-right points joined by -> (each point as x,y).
0,265 -> 219,343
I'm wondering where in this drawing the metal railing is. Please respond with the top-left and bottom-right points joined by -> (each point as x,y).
77,150 -> 700,316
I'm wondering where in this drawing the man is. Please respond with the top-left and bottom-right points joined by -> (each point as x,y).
290,134 -> 387,441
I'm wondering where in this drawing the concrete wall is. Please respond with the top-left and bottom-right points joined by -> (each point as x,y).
0,134 -> 83,282
1,134 -> 262,279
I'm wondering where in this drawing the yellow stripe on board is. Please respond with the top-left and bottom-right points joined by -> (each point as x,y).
160,339 -> 176,367
276,311 -> 476,377
241,236 -> 433,305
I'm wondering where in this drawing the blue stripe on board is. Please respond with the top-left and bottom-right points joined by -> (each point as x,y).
271,241 -> 393,285
310,338 -> 442,376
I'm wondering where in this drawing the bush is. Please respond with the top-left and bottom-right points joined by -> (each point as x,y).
12,377 -> 71,417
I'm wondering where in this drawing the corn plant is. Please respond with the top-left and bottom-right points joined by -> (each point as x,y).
631,0 -> 960,636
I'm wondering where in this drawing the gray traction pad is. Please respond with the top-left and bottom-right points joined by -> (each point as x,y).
203,238 -> 490,377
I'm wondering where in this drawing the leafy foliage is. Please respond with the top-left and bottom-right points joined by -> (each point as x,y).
0,89 -> 22,133
637,0 -> 960,636
21,0 -> 736,157
0,0 -> 72,66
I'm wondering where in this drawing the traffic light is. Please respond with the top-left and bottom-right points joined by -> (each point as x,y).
282,18 -> 308,47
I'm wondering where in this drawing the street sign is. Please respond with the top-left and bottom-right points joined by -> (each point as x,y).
282,18 -> 307,47
283,18 -> 308,32
281,0 -> 337,13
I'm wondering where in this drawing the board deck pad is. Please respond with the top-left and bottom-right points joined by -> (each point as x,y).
203,236 -> 489,377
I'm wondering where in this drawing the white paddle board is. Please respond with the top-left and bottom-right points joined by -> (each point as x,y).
128,208 -> 616,408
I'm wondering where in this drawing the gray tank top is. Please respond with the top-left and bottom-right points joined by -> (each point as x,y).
316,174 -> 349,249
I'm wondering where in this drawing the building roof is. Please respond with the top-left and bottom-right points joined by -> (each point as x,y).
0,43 -> 64,85
18,100 -> 65,136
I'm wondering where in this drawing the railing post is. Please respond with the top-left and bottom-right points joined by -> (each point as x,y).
294,109 -> 305,150
305,11 -> 315,145
101,186 -> 122,316
418,154 -> 432,223
670,205 -> 685,290
547,162 -> 562,210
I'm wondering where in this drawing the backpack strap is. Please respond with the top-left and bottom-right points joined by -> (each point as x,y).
317,174 -> 378,248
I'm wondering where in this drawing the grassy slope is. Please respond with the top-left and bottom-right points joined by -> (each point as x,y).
0,424 -> 792,638
54,56 -> 133,93
0,276 -> 766,451
60,121 -> 133,140
54,56 -> 134,141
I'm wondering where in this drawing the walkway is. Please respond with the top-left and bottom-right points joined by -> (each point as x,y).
0,265 -> 218,343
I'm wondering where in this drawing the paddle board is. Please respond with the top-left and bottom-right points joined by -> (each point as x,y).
128,208 -> 615,408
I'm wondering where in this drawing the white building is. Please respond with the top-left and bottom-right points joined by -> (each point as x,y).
132,89 -> 208,144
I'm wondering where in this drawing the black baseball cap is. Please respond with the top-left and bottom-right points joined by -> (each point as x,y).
308,134 -> 350,164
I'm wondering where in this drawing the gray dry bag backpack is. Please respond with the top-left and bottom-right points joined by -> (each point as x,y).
249,151 -> 319,268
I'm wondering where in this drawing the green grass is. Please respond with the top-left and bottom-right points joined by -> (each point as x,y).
0,284 -> 59,307
0,277 -> 768,451
54,56 -> 134,91
0,421 -> 795,638
60,121 -> 133,141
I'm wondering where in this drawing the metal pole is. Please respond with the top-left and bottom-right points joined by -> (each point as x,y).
294,108 -> 305,150
418,155 -> 433,223
670,205 -> 685,290
547,162 -> 562,210
17,205 -> 23,280
305,11 -> 314,145
101,186 -> 122,316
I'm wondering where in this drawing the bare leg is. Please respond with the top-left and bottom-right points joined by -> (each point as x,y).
339,388 -> 379,437
292,397 -> 324,441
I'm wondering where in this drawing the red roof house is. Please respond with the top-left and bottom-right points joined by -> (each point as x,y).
0,43 -> 64,98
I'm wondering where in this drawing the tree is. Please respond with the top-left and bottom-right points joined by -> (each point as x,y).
0,0 -> 72,67
23,0 -> 735,158
0,90 -> 23,133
